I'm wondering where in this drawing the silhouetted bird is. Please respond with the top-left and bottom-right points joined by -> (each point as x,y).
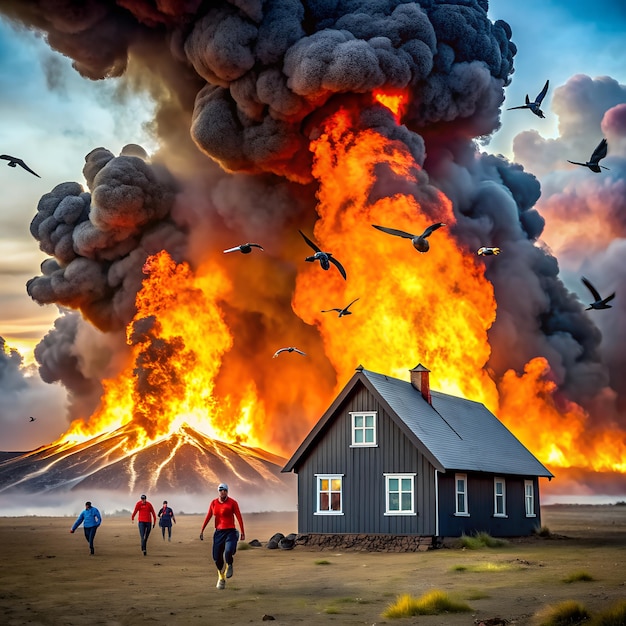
223,243 -> 264,254
273,347 -> 306,358
567,138 -> 610,173
507,79 -> 549,118
581,276 -> 615,310
477,247 -> 501,256
372,222 -> 446,253
1,154 -> 40,177
321,298 -> 360,317
299,230 -> 346,279
29,416 -> 36,422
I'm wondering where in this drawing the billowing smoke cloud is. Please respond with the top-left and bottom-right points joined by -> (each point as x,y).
0,336 -> 67,450
511,74 -> 626,412
1,1 -> 624,497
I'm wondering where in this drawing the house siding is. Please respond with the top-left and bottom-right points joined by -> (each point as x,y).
437,473 -> 542,537
295,385 -> 438,535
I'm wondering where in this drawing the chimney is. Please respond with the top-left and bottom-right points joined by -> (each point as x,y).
410,363 -> 431,404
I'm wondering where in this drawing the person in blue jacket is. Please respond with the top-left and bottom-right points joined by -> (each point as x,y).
70,501 -> 102,555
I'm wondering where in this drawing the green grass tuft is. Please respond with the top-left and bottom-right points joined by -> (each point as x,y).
459,531 -> 509,549
534,599 -> 590,625
451,561 -> 514,573
314,559 -> 331,565
562,570 -> 594,583
533,525 -> 553,537
590,599 -> 626,626
382,590 -> 472,618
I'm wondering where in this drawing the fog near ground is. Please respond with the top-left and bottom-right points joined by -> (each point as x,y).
0,488 -> 297,518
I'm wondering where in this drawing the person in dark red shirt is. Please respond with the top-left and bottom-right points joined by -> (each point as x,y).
200,483 -> 246,589
131,494 -> 157,556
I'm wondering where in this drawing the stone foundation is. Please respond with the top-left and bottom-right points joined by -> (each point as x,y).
295,533 -> 435,552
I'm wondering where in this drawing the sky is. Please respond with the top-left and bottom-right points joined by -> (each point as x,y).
0,0 -> 625,506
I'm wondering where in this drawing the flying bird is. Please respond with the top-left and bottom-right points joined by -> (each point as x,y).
223,243 -> 264,254
299,230 -> 347,280
29,416 -> 36,422
567,138 -> 610,173
321,298 -> 360,317
372,223 -> 446,253
477,247 -> 501,256
507,79 -> 549,118
1,154 -> 40,177
272,347 -> 306,358
581,276 -> 615,311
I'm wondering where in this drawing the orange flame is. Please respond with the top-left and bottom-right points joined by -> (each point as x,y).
293,104 -> 499,408
57,250 -> 267,453
373,89 -> 407,123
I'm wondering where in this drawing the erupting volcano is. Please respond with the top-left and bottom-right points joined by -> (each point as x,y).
1,0 -> 625,504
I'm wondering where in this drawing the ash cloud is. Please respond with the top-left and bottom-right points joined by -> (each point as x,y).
0,336 -> 67,450
1,0 -> 623,492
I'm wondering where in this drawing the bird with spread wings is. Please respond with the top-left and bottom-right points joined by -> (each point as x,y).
507,79 -> 549,118
1,154 -> 40,177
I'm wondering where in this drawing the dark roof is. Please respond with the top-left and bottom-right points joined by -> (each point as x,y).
283,368 -> 553,478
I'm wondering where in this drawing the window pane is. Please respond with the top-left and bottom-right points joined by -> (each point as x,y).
331,478 -> 342,491
365,415 -> 374,427
364,429 -> 373,443
401,493 -> 412,511
388,478 -> 398,492
354,430 -> 364,443
457,478 -> 465,492
320,493 -> 329,511
389,493 -> 399,511
354,415 -> 363,428
401,478 -> 412,492
496,482 -> 503,495
330,493 -> 341,511
457,493 -> 465,511
320,478 -> 328,491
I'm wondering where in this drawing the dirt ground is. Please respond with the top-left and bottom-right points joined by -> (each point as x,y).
1,505 -> 625,626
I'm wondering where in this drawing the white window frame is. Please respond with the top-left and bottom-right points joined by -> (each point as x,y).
455,473 -> 469,516
384,473 -> 416,516
524,480 -> 536,517
314,474 -> 344,515
350,412 -> 377,447
494,477 -> 507,517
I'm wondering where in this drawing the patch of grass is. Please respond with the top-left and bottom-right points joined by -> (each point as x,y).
533,600 -> 590,625
334,597 -> 371,605
382,590 -> 472,618
465,589 -> 490,600
237,542 -> 253,550
323,596 -> 372,614
590,599 -> 626,626
450,561 -> 514,573
459,531 -> 509,549
562,570 -> 595,583
533,525 -> 553,537
314,559 -> 331,565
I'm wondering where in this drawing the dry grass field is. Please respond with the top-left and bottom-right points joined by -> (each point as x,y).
1,505 -> 624,625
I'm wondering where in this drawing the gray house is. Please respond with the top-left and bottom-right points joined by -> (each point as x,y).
282,364 -> 553,543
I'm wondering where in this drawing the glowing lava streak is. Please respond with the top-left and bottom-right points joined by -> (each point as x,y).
57,251 -> 265,453
294,104 -> 499,408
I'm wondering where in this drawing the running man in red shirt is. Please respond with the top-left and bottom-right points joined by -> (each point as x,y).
200,483 -> 245,589
131,494 -> 157,556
